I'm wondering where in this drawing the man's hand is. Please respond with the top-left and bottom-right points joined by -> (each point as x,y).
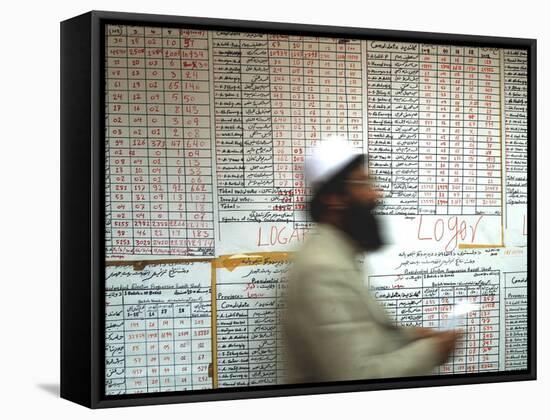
432,330 -> 461,364
409,327 -> 460,364
410,327 -> 441,340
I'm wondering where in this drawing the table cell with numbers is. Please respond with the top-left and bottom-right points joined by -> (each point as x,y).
368,42 -> 503,216
369,271 -> 500,376
105,25 -> 214,258
104,262 -> 213,395
476,48 -> 502,215
419,45 -> 437,213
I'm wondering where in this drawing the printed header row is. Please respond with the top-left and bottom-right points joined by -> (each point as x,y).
105,26 -> 515,59
106,25 -> 358,44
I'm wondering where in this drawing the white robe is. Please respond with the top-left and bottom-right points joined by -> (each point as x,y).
282,223 -> 441,384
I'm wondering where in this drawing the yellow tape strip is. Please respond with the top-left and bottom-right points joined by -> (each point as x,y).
210,260 -> 218,389
458,243 -> 504,249
105,257 -> 214,270
213,252 -> 293,271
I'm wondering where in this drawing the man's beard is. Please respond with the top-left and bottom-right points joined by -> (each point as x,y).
342,201 -> 385,252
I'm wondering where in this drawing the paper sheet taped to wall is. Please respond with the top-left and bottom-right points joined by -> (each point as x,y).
103,24 -> 529,394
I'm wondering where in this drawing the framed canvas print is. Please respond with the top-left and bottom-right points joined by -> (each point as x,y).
61,10 -> 536,408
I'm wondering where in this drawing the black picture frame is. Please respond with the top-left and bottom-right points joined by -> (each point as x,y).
61,10 -> 536,409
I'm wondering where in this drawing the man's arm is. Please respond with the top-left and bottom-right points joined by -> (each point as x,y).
293,268 -> 459,381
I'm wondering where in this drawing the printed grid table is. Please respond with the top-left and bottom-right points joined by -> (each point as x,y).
213,33 -> 364,227
105,263 -> 213,395
105,26 -> 215,258
369,271 -> 500,374
367,43 -> 502,216
105,27 -> 508,258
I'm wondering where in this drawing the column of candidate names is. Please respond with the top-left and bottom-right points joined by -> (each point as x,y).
215,258 -> 290,387
504,49 -> 527,206
104,26 -> 527,394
